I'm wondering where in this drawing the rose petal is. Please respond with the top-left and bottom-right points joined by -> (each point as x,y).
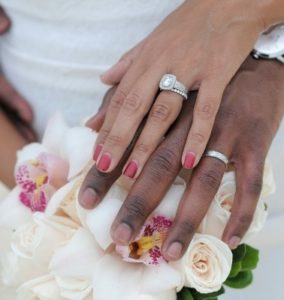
49,228 -> 103,278
141,262 -> 182,294
92,254 -> 144,300
139,290 -> 177,300
17,274 -> 64,300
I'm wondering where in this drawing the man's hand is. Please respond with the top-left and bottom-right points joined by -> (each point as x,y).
79,56 -> 284,261
0,6 -> 36,142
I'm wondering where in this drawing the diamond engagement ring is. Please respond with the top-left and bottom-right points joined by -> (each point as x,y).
204,150 -> 229,168
159,74 -> 189,100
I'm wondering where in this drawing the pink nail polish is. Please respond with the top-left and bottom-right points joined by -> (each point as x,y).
123,161 -> 138,178
93,144 -> 103,161
97,152 -> 112,171
183,152 -> 196,169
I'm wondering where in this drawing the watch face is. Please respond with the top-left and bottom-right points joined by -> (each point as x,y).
254,25 -> 284,57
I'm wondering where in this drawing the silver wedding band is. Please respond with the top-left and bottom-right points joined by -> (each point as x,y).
159,74 -> 189,100
204,150 -> 229,167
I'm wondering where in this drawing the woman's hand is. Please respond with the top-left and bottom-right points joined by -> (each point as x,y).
80,56 -> 284,260
92,0 -> 283,178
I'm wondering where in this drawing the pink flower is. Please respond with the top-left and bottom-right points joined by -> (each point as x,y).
116,216 -> 172,266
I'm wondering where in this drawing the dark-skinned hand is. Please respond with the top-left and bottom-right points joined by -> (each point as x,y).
80,56 -> 284,261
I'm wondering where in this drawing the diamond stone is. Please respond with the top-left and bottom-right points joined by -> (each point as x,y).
160,74 -> 176,90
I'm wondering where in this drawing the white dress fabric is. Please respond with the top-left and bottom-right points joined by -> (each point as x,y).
0,1 -> 283,299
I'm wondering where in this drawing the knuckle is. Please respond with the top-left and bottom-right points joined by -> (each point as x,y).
123,92 -> 143,114
152,148 -> 179,172
110,88 -> 127,110
177,220 -> 196,235
99,128 -> 110,143
135,143 -> 151,154
150,102 -> 172,122
197,165 -> 223,191
196,102 -> 216,120
190,131 -> 206,144
124,196 -> 147,219
235,213 -> 253,227
246,175 -> 263,196
106,134 -> 125,147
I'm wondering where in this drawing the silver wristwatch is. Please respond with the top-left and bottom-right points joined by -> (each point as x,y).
252,25 -> 284,64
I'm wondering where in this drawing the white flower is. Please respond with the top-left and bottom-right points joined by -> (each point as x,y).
49,228 -> 104,300
199,171 -> 269,241
0,214 -> 78,287
17,274 -> 64,300
84,178 -> 186,300
261,161 -> 276,197
182,234 -> 232,294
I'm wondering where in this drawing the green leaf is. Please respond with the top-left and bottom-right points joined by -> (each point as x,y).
241,245 -> 259,271
177,288 -> 194,300
189,287 -> 225,300
228,261 -> 242,278
224,270 -> 253,289
232,244 -> 246,263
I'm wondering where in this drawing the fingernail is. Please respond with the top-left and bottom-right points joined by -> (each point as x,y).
112,223 -> 132,245
166,242 -> 184,260
80,188 -> 99,209
93,144 -> 103,161
183,152 -> 196,169
229,236 -> 241,249
97,152 -> 112,172
123,160 -> 138,179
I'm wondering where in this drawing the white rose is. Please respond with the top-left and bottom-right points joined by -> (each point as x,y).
0,214 -> 78,287
182,234 -> 232,294
261,161 -> 275,197
17,274 -> 64,300
49,228 -> 104,300
199,171 -> 268,241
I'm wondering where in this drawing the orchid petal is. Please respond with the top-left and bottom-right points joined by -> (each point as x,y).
38,153 -> 69,188
141,262 -> 182,294
46,178 -> 82,224
15,143 -> 47,169
60,127 -> 97,179
49,228 -> 103,278
92,254 -> 144,300
139,290 -> 177,300
42,113 -> 69,155
0,187 -> 32,230
86,187 -> 126,249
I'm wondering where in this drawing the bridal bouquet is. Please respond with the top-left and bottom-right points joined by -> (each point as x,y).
0,115 -> 275,300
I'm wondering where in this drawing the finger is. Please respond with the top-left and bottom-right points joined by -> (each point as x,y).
93,62 -> 147,162
0,75 -> 33,123
100,41 -> 144,85
162,153 -> 228,261
182,80 -> 225,169
222,157 -> 264,249
110,97 -> 195,245
0,7 -> 10,33
79,117 -> 147,209
122,91 -> 184,179
96,67 -> 164,173
86,87 -> 117,131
